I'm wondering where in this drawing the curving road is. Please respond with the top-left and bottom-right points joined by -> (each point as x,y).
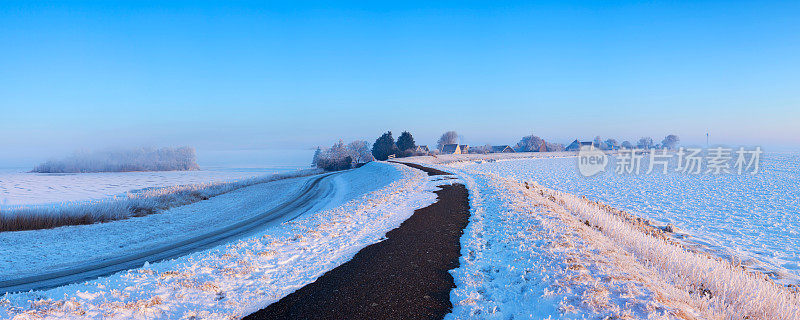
0,172 -> 341,294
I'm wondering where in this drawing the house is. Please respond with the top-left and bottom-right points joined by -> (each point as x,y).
491,145 -> 515,153
414,145 -> 430,153
566,139 -> 595,151
459,145 -> 470,154
441,144 -> 461,154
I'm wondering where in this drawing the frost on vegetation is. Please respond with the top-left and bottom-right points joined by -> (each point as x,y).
446,171 -> 674,320
0,163 -> 434,319
0,169 -> 322,232
445,160 -> 800,320
523,180 -> 800,319
32,147 -> 200,173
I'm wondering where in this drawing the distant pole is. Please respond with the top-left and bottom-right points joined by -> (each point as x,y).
706,131 -> 709,147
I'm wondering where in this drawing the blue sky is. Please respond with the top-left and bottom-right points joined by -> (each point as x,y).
1,1 -> 798,166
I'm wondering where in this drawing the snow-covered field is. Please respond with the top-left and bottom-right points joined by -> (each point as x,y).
0,175 -> 310,279
0,162 -> 439,319
5,152 -> 799,319
398,153 -> 800,319
454,153 -> 800,285
0,168 -> 288,207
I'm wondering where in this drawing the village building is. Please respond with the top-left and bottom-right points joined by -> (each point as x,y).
491,145 -> 515,153
565,139 -> 595,151
441,144 -> 461,154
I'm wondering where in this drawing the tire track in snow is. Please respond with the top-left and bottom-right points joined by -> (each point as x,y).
0,172 -> 341,294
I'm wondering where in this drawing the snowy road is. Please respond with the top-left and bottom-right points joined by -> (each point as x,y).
1,162 -> 435,319
0,172 -> 341,294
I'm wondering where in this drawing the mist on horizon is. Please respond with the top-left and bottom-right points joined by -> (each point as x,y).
2,1 -> 799,167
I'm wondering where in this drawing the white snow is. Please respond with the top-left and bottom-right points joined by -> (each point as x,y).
0,176 -> 309,279
453,153 -> 800,285
0,168 -> 278,207
6,152 -> 798,319
418,154 -> 800,319
437,161 -> 800,319
0,162 -> 438,319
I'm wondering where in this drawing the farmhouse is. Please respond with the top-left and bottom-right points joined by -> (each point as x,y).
415,145 -> 430,153
459,145 -> 470,154
441,144 -> 461,154
491,145 -> 515,153
566,139 -> 595,151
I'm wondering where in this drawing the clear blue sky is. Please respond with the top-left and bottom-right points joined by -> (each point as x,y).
1,1 -> 798,166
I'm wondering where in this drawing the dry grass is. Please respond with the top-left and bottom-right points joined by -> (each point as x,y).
522,180 -> 800,320
0,169 -> 321,232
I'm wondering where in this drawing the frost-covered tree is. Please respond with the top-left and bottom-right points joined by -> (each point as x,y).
621,141 -> 633,149
437,131 -> 459,151
348,140 -> 374,163
314,140 -> 354,171
516,135 -> 544,152
32,146 -> 200,173
546,142 -> 565,152
593,136 -> 604,149
661,134 -> 680,150
313,139 -> 374,171
603,138 -> 619,150
311,147 -> 322,167
372,131 -> 397,161
637,137 -> 655,149
396,131 -> 416,157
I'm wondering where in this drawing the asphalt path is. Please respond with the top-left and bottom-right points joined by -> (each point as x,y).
246,163 -> 470,320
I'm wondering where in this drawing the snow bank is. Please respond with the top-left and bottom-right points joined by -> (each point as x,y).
440,162 -> 800,319
0,176 -> 311,280
462,154 -> 800,285
0,162 -> 437,319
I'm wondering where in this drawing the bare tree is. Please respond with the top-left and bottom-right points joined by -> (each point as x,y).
661,134 -> 680,150
516,135 -> 544,152
637,137 -> 655,149
348,140 -> 374,163
315,139 -> 354,171
437,131 -> 459,151
593,136 -> 604,149
311,147 -> 322,167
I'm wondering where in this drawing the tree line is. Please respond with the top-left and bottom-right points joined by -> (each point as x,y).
32,147 -> 200,173
312,130 -> 423,171
589,134 -> 680,150
311,131 -> 681,171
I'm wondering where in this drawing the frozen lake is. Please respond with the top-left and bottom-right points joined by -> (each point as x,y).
0,149 -> 315,207
461,152 -> 800,284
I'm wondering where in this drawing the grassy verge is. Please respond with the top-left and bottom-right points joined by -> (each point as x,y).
0,169 -> 322,232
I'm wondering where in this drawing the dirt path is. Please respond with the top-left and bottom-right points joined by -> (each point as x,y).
245,163 -> 469,320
